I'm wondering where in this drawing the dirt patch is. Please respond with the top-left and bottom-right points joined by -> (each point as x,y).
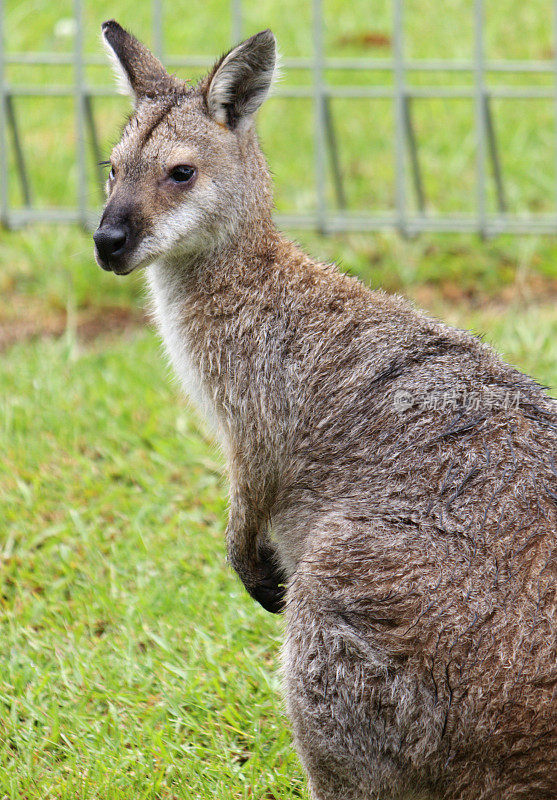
1,276 -> 555,353
409,274 -> 557,312
336,31 -> 391,49
75,306 -> 146,342
0,300 -> 145,352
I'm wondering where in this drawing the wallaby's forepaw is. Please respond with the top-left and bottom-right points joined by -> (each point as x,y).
228,534 -> 287,613
247,571 -> 287,614
244,545 -> 287,613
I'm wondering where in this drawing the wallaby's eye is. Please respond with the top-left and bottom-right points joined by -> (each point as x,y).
99,160 -> 116,181
169,165 -> 196,184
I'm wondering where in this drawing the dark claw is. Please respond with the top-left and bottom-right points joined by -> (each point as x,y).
248,576 -> 287,614
245,549 -> 288,613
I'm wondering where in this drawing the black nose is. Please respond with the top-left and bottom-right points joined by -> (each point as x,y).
93,225 -> 128,265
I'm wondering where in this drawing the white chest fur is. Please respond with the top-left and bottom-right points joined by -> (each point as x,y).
146,261 -> 224,443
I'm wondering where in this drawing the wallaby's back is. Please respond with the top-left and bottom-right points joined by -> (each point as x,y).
277,261 -> 557,800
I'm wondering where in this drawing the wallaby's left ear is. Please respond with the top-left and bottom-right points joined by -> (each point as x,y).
204,29 -> 277,130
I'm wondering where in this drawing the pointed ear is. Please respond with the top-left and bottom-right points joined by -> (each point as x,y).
203,29 -> 277,130
101,20 -> 181,101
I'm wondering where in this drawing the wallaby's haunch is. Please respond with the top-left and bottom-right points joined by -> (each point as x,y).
94,21 -> 557,800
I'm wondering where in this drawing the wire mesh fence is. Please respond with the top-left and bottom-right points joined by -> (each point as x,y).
1,0 -> 557,235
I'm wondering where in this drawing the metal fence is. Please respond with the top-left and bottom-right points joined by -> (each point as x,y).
1,0 -> 557,235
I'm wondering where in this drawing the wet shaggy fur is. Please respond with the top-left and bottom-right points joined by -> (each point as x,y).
96,22 -> 557,800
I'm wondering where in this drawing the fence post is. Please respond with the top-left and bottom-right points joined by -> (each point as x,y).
483,95 -> 506,212
554,0 -> 557,230
474,0 -> 487,237
73,0 -> 88,228
312,0 -> 327,233
393,0 -> 407,236
6,95 -> 31,206
0,0 -> 8,227
231,0 -> 242,43
152,0 -> 164,60
403,97 -> 425,213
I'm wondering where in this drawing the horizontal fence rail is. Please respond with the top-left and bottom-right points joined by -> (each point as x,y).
0,0 -> 557,234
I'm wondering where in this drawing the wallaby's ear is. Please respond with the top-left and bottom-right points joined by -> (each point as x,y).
101,20 -> 181,100
204,29 -> 276,130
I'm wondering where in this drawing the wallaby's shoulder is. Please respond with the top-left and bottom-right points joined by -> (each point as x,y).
268,239 -> 492,356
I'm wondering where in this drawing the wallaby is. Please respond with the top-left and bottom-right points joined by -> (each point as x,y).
94,21 -> 557,800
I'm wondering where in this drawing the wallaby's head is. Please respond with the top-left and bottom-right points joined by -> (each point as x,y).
93,21 -> 277,275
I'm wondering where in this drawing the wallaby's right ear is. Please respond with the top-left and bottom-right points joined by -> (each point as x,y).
101,20 -> 179,101
203,30 -> 277,130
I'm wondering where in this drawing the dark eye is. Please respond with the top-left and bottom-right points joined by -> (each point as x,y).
109,166 -> 115,180
169,165 -> 196,184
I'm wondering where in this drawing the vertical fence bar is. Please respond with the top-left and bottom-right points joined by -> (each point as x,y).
84,94 -> 104,200
152,0 -> 163,60
312,0 -> 327,233
554,0 -> 557,228
323,98 -> 346,208
231,0 -> 242,43
393,0 -> 407,235
403,97 -> 425,213
0,0 -> 8,226
6,95 -> 31,206
74,0 -> 87,227
474,0 -> 487,236
484,95 -> 506,212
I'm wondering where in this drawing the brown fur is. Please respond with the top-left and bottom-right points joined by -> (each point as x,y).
95,22 -> 557,799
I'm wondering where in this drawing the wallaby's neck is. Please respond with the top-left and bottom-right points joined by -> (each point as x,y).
149,210 -> 284,298
146,211 -> 293,447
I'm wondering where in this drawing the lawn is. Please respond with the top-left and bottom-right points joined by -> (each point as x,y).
1,1 -> 557,798
0,332 -> 304,799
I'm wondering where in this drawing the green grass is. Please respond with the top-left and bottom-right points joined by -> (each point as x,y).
1,1 -> 557,797
0,332 -> 303,799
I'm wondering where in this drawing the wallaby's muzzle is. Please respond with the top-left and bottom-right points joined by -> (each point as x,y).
93,223 -> 130,273
94,197 -> 140,274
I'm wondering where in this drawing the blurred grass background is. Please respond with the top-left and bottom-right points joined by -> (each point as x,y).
1,1 -> 556,798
